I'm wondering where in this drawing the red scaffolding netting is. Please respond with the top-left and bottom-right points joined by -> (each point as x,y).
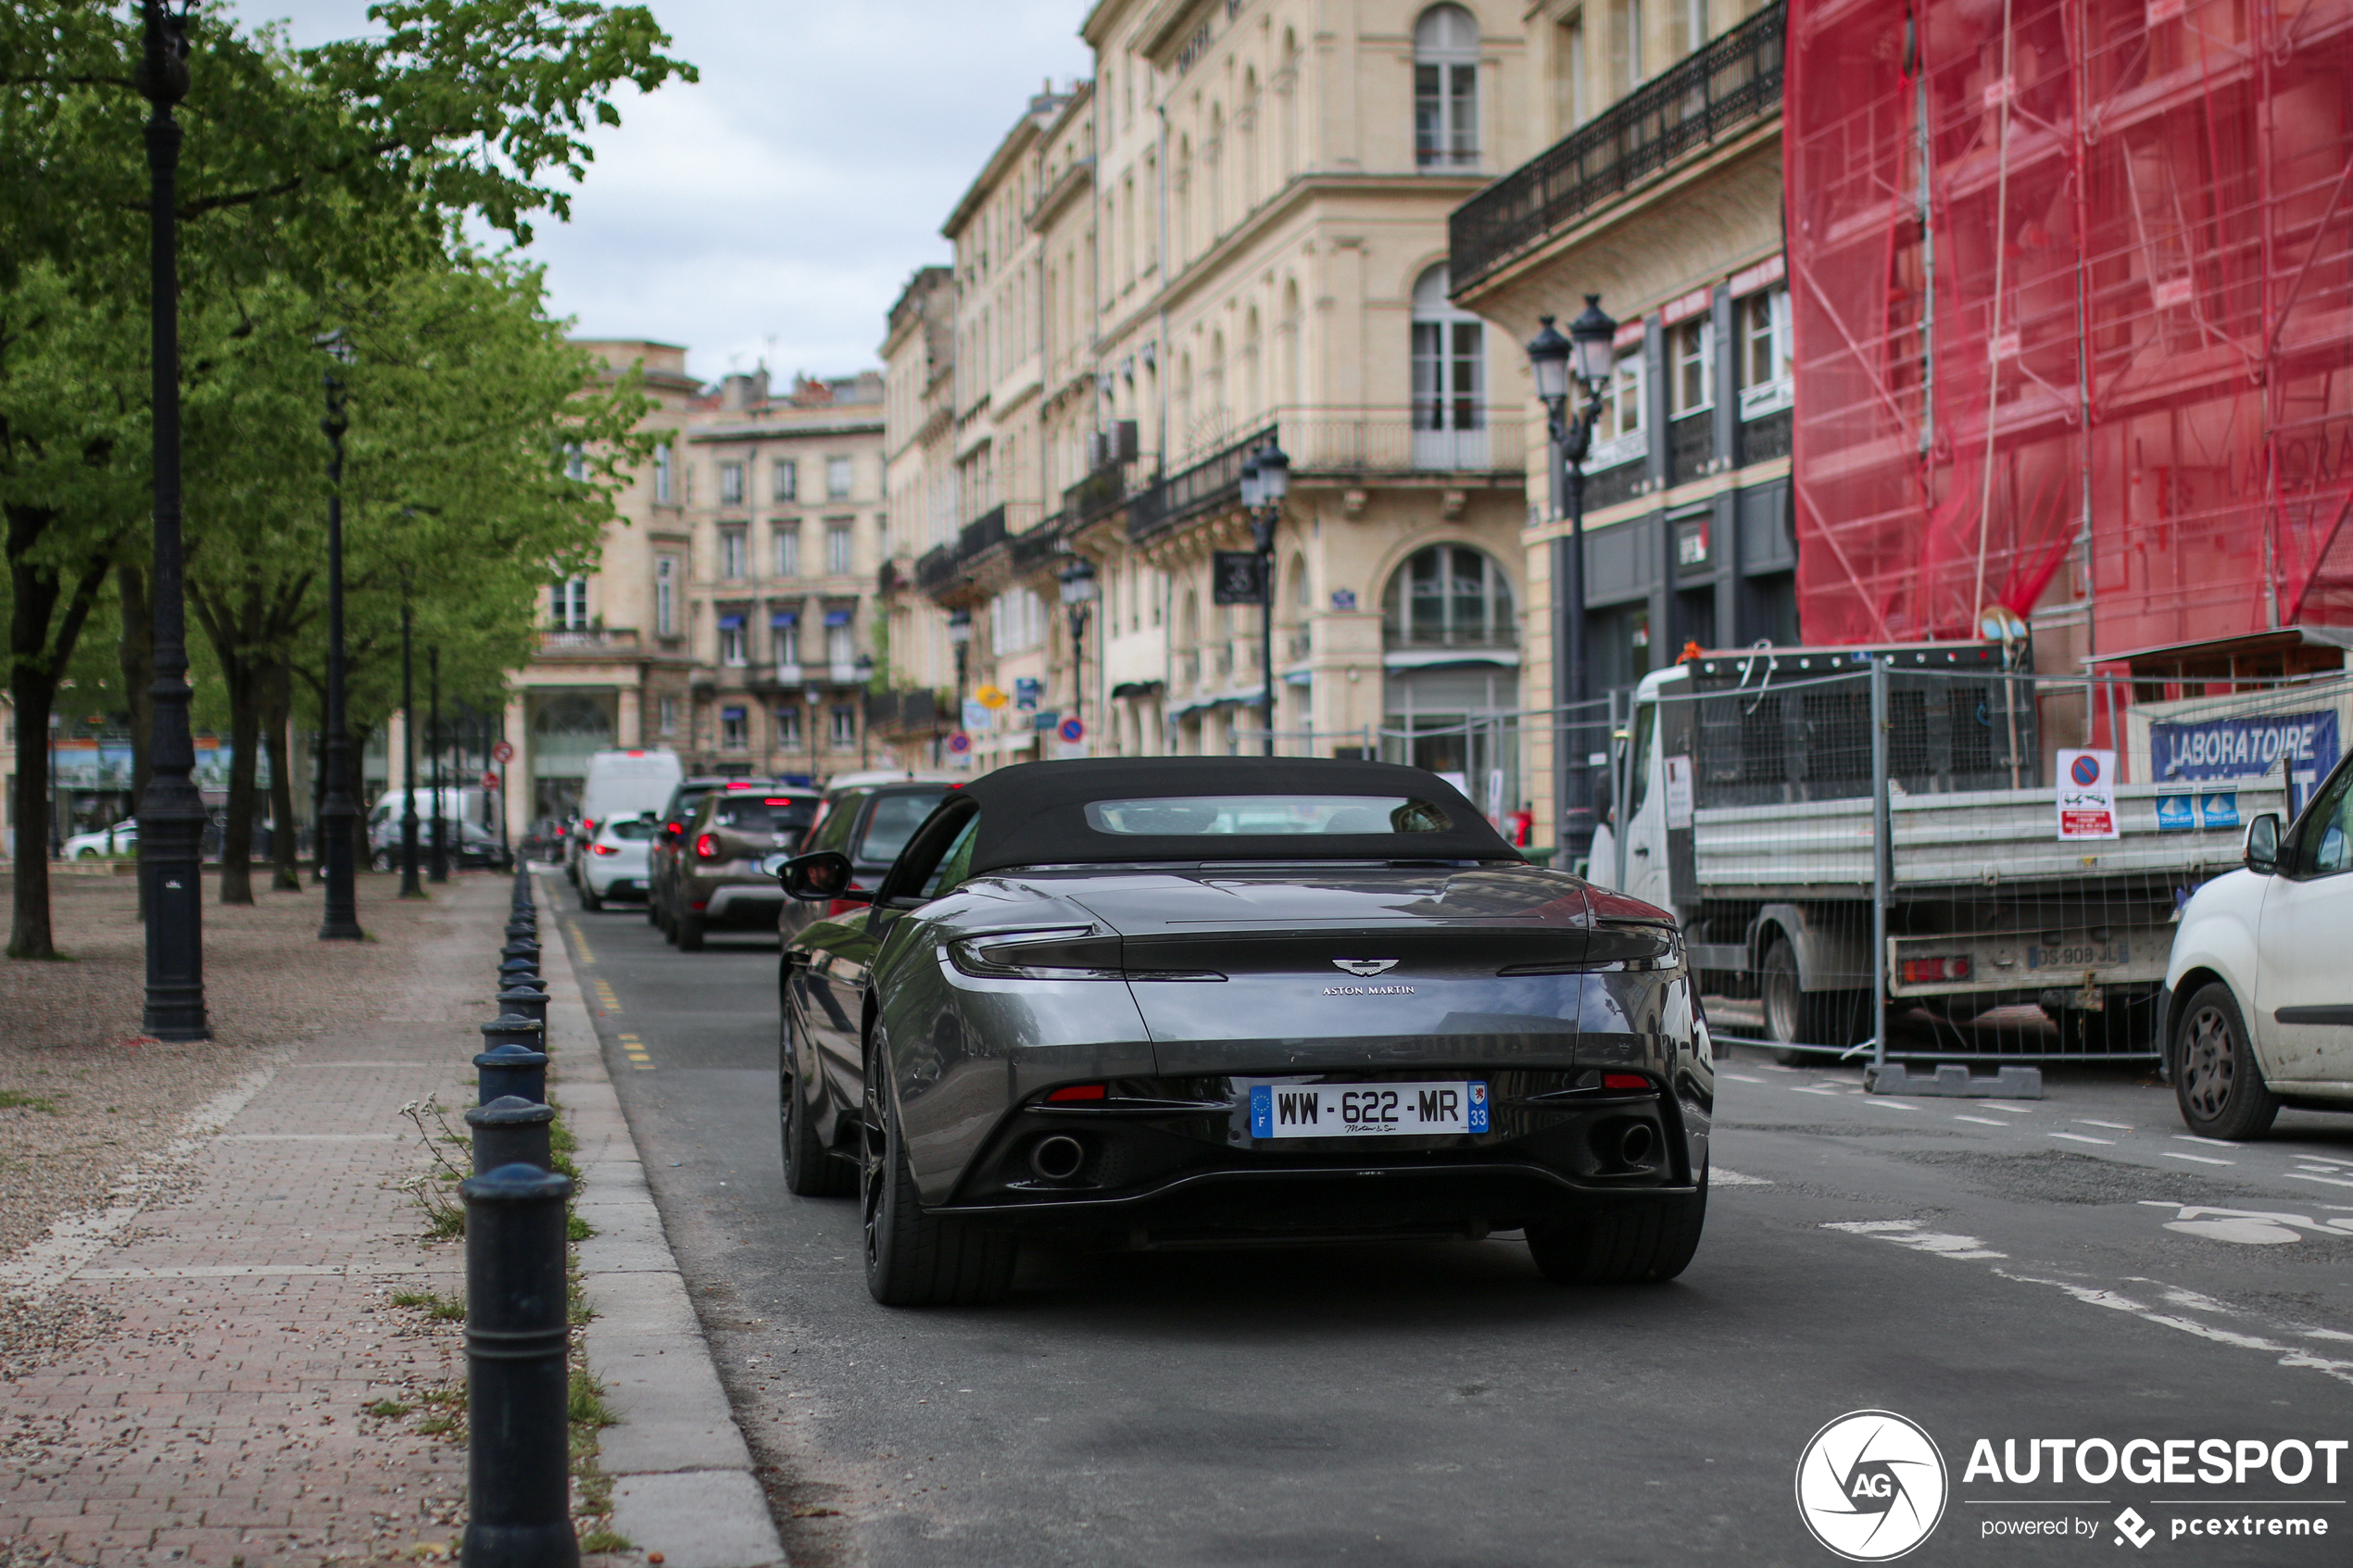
1785,0 -> 2353,651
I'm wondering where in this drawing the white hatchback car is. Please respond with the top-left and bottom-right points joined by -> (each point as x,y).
579,813 -> 657,910
2162,749 -> 2353,1139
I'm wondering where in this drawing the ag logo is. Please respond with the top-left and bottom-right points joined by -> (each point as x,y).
1794,1410 -> 1948,1562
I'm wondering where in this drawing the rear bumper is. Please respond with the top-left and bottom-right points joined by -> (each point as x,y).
699,882 -> 785,922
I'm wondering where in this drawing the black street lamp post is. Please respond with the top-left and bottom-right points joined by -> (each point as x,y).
1058,559 -> 1097,732
1239,441 -> 1290,758
399,590 -> 422,897
428,647 -> 447,884
318,342 -> 364,940
134,0 -> 209,1038
1526,296 -> 1619,870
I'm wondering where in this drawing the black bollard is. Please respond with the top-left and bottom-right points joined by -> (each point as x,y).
497,986 -> 549,1032
475,1043 -> 549,1106
500,937 -> 541,967
497,957 -> 539,989
466,1096 -> 555,1173
460,1161 -> 578,1568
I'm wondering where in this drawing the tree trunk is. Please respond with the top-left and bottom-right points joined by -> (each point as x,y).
265,665 -> 301,892
349,721 -> 376,872
217,671 -> 260,905
7,502 -> 112,960
7,674 -> 57,959
116,561 -> 156,920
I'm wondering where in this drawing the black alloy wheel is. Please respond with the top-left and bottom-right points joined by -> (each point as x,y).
1526,1171 -> 1708,1286
676,909 -> 705,951
860,1035 -> 1016,1307
780,1010 -> 855,1198
2173,981 -> 2279,1140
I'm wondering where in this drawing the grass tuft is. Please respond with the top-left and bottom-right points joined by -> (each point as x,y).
363,1399 -> 412,1419
0,1091 -> 61,1112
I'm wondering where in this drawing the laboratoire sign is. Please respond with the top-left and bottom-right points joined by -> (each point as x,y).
1795,1410 -> 2345,1560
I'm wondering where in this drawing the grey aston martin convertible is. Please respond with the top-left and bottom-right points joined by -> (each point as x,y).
776,757 -> 1712,1307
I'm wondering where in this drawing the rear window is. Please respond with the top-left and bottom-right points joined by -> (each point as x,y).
1081,796 -> 1454,836
853,792 -> 947,865
605,819 -> 656,841
712,798 -> 814,833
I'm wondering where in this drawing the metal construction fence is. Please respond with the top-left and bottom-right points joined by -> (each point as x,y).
1617,659 -> 2349,1064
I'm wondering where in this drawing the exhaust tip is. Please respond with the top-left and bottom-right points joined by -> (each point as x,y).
1619,1123 -> 1656,1167
1029,1134 -> 1086,1183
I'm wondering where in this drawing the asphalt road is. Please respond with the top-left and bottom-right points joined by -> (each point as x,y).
541,874 -> 2353,1568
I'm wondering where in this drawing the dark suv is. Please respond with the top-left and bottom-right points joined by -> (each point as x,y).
667,786 -> 821,950
776,781 -> 952,944
648,778 -> 786,935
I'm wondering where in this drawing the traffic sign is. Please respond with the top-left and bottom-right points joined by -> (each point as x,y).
947,731 -> 972,756
1058,716 -> 1085,744
491,740 -> 515,764
482,772 -> 500,791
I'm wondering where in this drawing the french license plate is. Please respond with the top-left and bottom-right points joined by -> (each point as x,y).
2026,941 -> 2127,971
1245,1080 -> 1490,1139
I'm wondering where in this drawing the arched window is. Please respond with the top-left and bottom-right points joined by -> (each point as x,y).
1206,104 -> 1226,237
1415,6 -> 1481,169
1383,544 -> 1516,648
1279,278 -> 1304,408
1410,264 -> 1488,468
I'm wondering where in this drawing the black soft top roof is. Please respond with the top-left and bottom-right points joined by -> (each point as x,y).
952,757 -> 1515,873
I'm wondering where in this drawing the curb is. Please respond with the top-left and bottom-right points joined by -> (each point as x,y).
535,873 -> 789,1568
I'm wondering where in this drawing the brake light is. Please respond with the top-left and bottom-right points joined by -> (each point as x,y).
1602,1073 -> 1650,1091
580,818 -> 598,835
665,822 -> 684,837
694,833 -> 720,859
1047,1084 -> 1107,1102
593,844 -> 621,856
1899,956 -> 1972,984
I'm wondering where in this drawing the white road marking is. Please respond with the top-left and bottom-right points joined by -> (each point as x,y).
1789,1085 -> 1844,1097
1711,1168 -> 1772,1186
2050,1132 -> 2115,1146
2077,1120 -> 2134,1131
1822,1219 -> 2006,1260
1718,1073 -> 1766,1083
2158,1150 -> 2234,1165
2284,1172 -> 2353,1190
1980,1102 -> 2037,1112
1863,1098 -> 1922,1110
2176,1134 -> 2240,1148
1955,1115 -> 2011,1126
1996,1268 -> 2353,1387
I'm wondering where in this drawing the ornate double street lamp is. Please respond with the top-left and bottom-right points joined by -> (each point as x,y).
134,0 -> 208,1038
947,608 -> 972,707
1238,440 -> 1290,758
1526,296 -> 1617,869
318,336 -> 364,940
1058,558 -> 1097,729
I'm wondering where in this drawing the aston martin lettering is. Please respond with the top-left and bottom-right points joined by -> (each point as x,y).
1332,958 -> 1400,977
1245,1080 -> 1490,1138
1323,984 -> 1416,996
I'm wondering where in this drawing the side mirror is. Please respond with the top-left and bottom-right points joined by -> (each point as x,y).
2244,812 -> 2281,875
1589,767 -> 1614,825
779,849 -> 865,903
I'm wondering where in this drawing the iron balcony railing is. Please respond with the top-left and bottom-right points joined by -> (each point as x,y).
1127,424 -> 1277,542
960,504 -> 1009,559
1450,0 -> 1785,294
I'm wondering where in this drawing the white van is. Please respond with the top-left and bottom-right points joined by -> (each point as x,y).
572,750 -> 684,881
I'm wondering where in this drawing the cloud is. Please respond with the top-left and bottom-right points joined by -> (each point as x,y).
217,0 -> 1093,382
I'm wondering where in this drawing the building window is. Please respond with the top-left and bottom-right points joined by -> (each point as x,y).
825,521 -> 853,575
550,578 -> 589,630
774,523 -> 800,577
1383,544 -> 1516,649
717,613 -> 748,667
720,706 -> 749,751
719,461 -> 745,506
1409,265 -> 1487,461
772,612 -> 801,668
1415,6 -> 1481,169
772,458 -> 798,502
720,526 -> 747,580
1592,347 -> 1648,468
991,588 -> 1046,655
824,615 -> 855,670
658,695 -> 678,735
655,557 -> 676,636
653,440 -> 674,503
825,455 -> 853,499
562,444 -> 586,483
1670,318 -> 1713,417
829,705 -> 857,749
1740,284 -> 1794,419
774,705 -> 801,749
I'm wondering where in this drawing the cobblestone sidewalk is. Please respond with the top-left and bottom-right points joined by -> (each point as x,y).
0,877 -> 515,1567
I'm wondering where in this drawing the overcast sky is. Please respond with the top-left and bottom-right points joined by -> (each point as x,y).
220,1 -> 1094,383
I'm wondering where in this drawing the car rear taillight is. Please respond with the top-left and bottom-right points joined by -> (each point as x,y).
593,844 -> 620,856
1900,956 -> 1971,984
1046,1084 -> 1107,1103
1602,1073 -> 1651,1091
580,819 -> 598,836
694,833 -> 720,860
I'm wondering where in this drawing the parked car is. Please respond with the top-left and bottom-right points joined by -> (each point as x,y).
62,822 -> 137,859
579,812 -> 657,909
776,757 -> 1708,1307
370,817 -> 512,872
776,780 -> 953,945
648,777 -> 791,934
569,749 -> 683,886
666,786 -> 820,950
2162,747 -> 2353,1139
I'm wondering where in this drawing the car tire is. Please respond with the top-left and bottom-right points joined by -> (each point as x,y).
780,1010 -> 855,1198
2173,981 -> 2279,1140
646,897 -> 662,927
861,1039 -> 1015,1307
676,911 -> 705,951
579,881 -> 603,911
1759,937 -> 1869,1066
1526,1172 -> 1708,1286
661,906 -> 680,946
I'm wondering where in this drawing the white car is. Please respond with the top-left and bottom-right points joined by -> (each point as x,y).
2162,748 -> 2353,1138
61,822 -> 137,859
579,813 -> 657,910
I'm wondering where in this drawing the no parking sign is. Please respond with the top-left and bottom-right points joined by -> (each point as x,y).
1058,716 -> 1085,744
947,731 -> 972,756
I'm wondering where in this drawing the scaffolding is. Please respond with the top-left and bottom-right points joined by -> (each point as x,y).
1785,0 -> 2353,655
